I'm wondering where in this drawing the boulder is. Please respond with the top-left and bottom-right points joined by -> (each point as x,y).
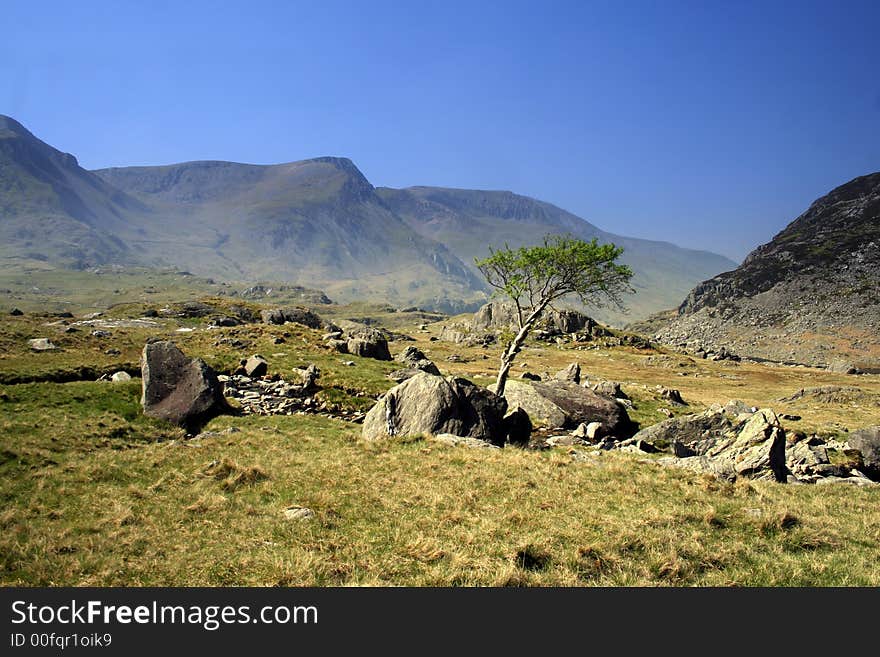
140,341 -> 230,429
491,379 -> 632,435
260,308 -> 324,329
705,409 -> 787,481
10,308 -> 23,316
554,363 -> 581,384
244,355 -> 269,378
110,371 -> 132,383
362,373 -> 508,446
28,338 -> 57,351
848,426 -> 880,477
346,328 -> 392,361
631,406 -> 738,453
395,346 -> 441,375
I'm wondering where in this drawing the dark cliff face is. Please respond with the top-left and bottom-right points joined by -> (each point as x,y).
679,172 -> 880,315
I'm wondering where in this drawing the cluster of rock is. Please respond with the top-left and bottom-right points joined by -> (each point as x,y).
625,402 -> 878,485
219,364 -> 323,416
361,360 -> 636,449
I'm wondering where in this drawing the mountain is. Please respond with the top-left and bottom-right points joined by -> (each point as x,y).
0,115 -> 143,267
92,158 -> 482,312
648,173 -> 880,370
377,186 -> 738,324
1,114 -> 737,318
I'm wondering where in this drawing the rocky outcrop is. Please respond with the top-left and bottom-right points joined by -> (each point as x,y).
362,373 -> 509,446
471,301 -> 596,335
261,307 -> 324,329
651,172 -> 880,369
491,379 -> 632,436
140,341 -> 230,429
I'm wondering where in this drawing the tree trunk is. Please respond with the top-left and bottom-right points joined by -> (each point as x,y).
494,301 -> 549,397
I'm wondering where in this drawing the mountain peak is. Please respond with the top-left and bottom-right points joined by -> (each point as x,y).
0,114 -> 33,137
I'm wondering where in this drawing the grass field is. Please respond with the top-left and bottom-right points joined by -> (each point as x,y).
1,291 -> 879,586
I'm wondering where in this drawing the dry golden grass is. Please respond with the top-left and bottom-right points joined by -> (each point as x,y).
1,301 -> 879,586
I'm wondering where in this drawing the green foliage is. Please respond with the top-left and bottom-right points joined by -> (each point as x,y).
475,235 -> 634,324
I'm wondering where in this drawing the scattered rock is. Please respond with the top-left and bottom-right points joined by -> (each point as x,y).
91,330 -> 112,338
395,346 -> 440,375
432,433 -> 500,449
591,380 -> 628,400
658,387 -> 687,406
10,308 -> 23,316
284,506 -> 315,520
140,341 -> 231,429
520,372 -> 542,381
28,338 -> 57,351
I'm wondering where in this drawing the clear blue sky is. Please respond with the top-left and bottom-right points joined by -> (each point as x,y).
3,0 -> 879,261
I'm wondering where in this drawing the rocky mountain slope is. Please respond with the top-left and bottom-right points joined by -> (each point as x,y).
0,115 -> 144,267
378,186 -> 737,324
2,114 -> 736,319
650,173 -> 880,370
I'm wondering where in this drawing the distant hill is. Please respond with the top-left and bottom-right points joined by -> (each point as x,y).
377,186 -> 738,323
1,114 -> 737,319
647,172 -> 880,369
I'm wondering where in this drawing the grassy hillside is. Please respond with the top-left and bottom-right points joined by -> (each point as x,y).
2,291 -> 879,586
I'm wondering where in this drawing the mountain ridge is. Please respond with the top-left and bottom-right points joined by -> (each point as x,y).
2,114 -> 737,319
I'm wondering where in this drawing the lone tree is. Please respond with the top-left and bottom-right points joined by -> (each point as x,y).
475,235 -> 634,396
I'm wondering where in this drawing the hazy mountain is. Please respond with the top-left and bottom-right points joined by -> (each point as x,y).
377,186 -> 738,324
93,158 -> 483,311
649,172 -> 880,369
0,115 -> 143,267
1,114 -> 739,319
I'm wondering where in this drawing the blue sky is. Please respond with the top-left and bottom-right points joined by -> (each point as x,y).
3,0 -> 878,261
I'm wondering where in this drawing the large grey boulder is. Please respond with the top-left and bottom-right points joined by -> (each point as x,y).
362,373 -> 508,446
849,426 -> 880,477
141,341 -> 230,429
491,379 -> 632,436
